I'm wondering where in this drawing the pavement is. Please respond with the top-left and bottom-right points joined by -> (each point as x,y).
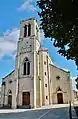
0,104 -> 77,119
73,100 -> 78,118
72,106 -> 78,119
0,104 -> 69,113
0,107 -> 69,119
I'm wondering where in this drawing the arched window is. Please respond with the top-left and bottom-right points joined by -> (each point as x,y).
23,57 -> 30,75
24,25 -> 27,37
8,90 -> 12,108
28,24 -> 31,36
8,90 -> 12,94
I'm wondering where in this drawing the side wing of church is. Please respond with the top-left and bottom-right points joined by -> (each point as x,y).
1,18 -> 72,109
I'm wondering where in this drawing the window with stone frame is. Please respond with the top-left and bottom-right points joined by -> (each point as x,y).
56,75 -> 60,80
45,84 -> 47,87
45,72 -> 46,75
44,61 -> 46,65
28,24 -> 31,36
23,57 -> 30,75
9,80 -> 12,84
8,90 -> 12,94
24,25 -> 27,37
46,96 -> 48,99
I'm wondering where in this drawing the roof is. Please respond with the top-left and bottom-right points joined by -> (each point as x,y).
20,18 -> 37,24
49,64 -> 70,73
38,47 -> 48,52
2,70 -> 15,80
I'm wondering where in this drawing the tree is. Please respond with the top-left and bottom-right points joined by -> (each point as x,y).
37,0 -> 78,88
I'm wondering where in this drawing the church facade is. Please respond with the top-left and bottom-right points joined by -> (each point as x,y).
1,18 -> 72,109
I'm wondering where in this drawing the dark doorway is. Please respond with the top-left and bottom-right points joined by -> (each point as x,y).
8,95 -> 12,108
22,92 -> 30,105
57,93 -> 63,104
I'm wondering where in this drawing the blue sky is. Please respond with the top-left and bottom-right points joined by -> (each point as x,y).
0,0 -> 78,90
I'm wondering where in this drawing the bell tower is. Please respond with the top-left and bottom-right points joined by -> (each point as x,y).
17,18 -> 41,54
16,18 -> 41,108
19,18 -> 40,40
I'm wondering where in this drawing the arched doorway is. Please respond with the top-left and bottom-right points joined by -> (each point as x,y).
57,93 -> 63,104
8,90 -> 12,108
22,92 -> 30,105
56,87 -> 63,104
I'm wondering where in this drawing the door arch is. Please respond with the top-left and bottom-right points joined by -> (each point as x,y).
57,93 -> 63,104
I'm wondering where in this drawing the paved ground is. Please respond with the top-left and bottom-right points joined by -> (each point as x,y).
0,107 -> 69,119
73,101 -> 78,118
72,107 -> 78,119
0,104 -> 69,113
0,104 -> 77,119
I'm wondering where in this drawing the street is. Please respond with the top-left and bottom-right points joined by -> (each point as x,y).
0,107 -> 70,119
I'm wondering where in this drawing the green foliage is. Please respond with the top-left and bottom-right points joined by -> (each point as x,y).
37,0 -> 78,67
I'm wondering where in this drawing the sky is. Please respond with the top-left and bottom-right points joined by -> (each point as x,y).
0,0 -> 78,90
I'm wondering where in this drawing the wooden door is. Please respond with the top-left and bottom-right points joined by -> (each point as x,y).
8,95 -> 12,108
22,92 -> 30,105
57,93 -> 63,104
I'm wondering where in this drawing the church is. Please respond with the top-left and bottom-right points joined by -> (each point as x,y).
1,18 -> 72,109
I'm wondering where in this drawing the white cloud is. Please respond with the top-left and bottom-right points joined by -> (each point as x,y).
0,27 -> 45,60
0,29 -> 19,59
17,0 -> 36,12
